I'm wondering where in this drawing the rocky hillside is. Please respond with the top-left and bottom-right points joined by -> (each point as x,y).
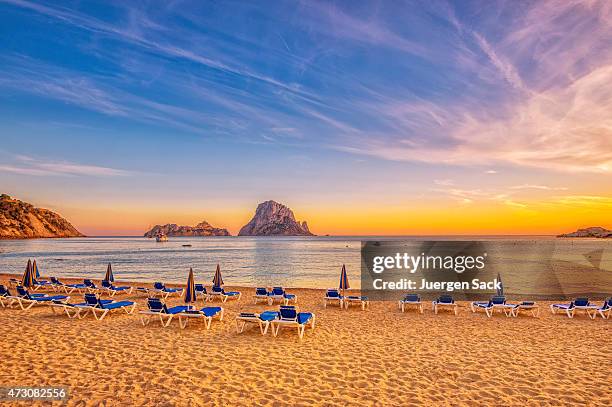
144,220 -> 230,237
558,227 -> 611,238
238,200 -> 314,236
0,194 -> 84,239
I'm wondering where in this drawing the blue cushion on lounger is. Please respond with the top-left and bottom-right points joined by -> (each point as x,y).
199,307 -> 222,317
165,305 -> 190,314
259,311 -> 279,321
0,285 -> 10,296
574,298 -> 589,307
297,312 -> 313,324
279,305 -> 298,319
102,301 -> 134,310
437,295 -> 454,304
255,287 -> 269,296
326,290 -> 340,298
147,298 -> 165,312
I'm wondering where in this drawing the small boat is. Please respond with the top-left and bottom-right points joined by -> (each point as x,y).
155,232 -> 168,242
182,244 -> 192,247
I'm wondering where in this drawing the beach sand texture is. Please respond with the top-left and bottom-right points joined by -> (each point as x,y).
0,276 -> 609,406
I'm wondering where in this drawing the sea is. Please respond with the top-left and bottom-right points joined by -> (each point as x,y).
0,236 -> 610,293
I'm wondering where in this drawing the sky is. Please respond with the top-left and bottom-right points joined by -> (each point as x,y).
0,0 -> 611,236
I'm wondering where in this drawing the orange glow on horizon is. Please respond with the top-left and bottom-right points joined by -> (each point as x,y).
63,198 -> 612,237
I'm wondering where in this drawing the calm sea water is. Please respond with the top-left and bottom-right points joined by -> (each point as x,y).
0,236 -> 610,290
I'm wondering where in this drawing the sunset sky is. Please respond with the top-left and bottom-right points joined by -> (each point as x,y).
1,0 -> 610,236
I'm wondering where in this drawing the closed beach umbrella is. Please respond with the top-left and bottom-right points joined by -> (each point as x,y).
33,259 -> 40,279
339,264 -> 350,295
22,259 -> 34,287
105,263 -> 115,282
184,268 -> 197,304
212,264 -> 224,287
496,272 -> 504,296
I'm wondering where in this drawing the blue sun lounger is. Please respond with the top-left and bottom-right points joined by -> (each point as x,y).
253,287 -> 271,304
471,296 -> 510,317
177,306 -> 224,329
101,280 -> 133,296
151,282 -> 184,299
591,298 -> 612,319
75,293 -> 136,320
550,297 -> 597,318
83,279 -> 101,293
344,295 -> 369,310
433,295 -> 458,315
48,300 -> 82,318
399,294 -> 423,313
0,284 -> 18,308
32,279 -> 53,291
324,289 -> 343,308
195,284 -> 208,301
507,301 -> 539,317
271,305 -> 315,340
13,286 -> 70,310
269,287 -> 297,305
209,286 -> 241,302
48,296 -> 113,319
139,297 -> 190,327
235,311 -> 279,335
49,277 -> 88,294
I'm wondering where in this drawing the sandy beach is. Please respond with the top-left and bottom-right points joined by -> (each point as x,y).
0,274 -> 609,407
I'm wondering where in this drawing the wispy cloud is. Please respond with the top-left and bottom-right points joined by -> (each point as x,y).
1,0 -> 610,175
1,155 -> 132,177
554,195 -> 612,208
510,184 -> 568,191
328,1 -> 612,173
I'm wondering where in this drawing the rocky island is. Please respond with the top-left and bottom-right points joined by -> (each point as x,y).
144,220 -> 230,237
558,227 -> 611,238
0,194 -> 84,239
238,200 -> 314,236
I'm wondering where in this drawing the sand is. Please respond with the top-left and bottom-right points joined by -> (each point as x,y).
0,274 -> 609,406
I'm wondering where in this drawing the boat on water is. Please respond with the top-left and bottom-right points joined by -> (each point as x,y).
155,232 -> 169,242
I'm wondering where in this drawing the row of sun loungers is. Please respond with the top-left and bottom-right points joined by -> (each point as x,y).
139,297 -> 224,329
0,286 -> 136,320
254,287 -> 297,305
470,296 -> 540,317
236,305 -> 315,339
40,278 -> 242,303
323,289 -> 370,310
3,279 -> 610,324
550,297 -> 612,319
394,293 -> 610,319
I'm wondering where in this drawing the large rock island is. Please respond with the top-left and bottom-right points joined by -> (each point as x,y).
144,220 -> 230,237
558,227 -> 611,238
0,194 -> 84,239
238,200 -> 314,236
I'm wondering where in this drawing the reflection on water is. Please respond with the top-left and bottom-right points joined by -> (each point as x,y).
0,236 -> 360,287
0,236 -> 610,290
